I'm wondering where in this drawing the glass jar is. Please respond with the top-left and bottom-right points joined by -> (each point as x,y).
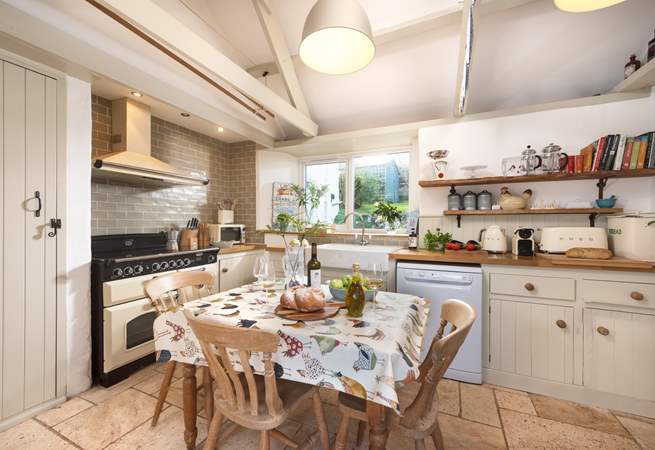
541,143 -> 569,173
520,145 -> 542,175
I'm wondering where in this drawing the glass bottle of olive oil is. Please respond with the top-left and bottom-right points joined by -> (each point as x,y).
345,263 -> 365,317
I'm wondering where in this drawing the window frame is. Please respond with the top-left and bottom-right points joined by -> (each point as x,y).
299,148 -> 411,232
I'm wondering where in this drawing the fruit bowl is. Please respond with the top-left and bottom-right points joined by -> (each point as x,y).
329,286 -> 375,302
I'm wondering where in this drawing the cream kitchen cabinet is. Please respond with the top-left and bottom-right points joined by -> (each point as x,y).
218,252 -> 260,292
489,299 -> 574,384
584,308 -> 655,401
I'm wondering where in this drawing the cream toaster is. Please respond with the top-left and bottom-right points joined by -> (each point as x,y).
539,227 -> 608,254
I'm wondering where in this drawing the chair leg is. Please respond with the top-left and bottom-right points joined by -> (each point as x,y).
432,422 -> 445,450
202,412 -> 224,450
414,438 -> 426,450
356,420 -> 367,447
202,367 -> 214,419
334,413 -> 350,450
312,390 -> 330,450
271,429 -> 298,448
259,430 -> 270,450
152,360 -> 176,426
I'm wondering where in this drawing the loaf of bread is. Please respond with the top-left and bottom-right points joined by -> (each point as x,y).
280,287 -> 326,312
565,247 -> 613,260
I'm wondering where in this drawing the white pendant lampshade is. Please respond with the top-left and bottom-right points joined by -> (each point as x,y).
554,0 -> 626,13
299,0 -> 375,75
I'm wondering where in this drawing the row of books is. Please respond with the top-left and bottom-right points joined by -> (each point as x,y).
579,132 -> 655,171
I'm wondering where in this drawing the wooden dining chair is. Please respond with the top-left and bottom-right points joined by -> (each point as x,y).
333,299 -> 476,450
183,308 -> 331,450
144,270 -> 216,427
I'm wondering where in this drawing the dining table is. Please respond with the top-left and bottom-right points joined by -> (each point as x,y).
153,283 -> 430,450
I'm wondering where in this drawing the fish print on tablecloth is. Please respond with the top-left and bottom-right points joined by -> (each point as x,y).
315,326 -> 341,336
221,304 -> 239,310
353,343 -> 377,372
277,330 -> 305,357
396,342 -> 414,367
166,320 -> 185,342
237,319 -> 258,328
311,336 -> 344,355
283,321 -> 306,329
334,372 -> 367,399
349,319 -> 371,328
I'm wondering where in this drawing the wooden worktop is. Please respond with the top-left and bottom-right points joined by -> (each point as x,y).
389,249 -> 655,273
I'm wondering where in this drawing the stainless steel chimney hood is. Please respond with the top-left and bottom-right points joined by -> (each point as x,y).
92,98 -> 209,186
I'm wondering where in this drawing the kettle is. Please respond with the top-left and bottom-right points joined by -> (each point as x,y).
479,225 -> 508,253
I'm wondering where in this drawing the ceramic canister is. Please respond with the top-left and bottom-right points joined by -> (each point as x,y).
463,191 -> 477,210
448,191 -> 463,210
477,190 -> 492,210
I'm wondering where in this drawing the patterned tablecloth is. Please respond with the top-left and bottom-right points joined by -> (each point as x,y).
154,284 -> 430,412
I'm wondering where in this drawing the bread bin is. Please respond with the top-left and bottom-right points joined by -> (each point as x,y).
539,227 -> 608,254
607,214 -> 655,261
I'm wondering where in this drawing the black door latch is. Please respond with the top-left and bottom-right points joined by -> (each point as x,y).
48,218 -> 62,237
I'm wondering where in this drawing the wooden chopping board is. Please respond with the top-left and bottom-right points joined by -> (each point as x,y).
538,253 -> 654,270
274,302 -> 346,321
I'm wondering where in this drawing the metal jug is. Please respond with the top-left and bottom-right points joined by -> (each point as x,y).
541,142 -> 568,173
520,145 -> 542,175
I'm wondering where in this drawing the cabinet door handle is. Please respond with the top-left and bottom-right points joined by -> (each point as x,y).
221,268 -> 228,273
630,291 -> 644,301
524,282 -> 535,291
556,320 -> 567,329
597,326 -> 610,336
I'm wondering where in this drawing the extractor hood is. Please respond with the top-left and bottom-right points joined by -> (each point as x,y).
92,98 -> 209,186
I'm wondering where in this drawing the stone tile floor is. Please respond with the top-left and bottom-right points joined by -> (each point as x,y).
1,362 -> 654,449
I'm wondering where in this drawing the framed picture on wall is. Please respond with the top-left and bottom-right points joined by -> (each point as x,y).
272,182 -> 299,225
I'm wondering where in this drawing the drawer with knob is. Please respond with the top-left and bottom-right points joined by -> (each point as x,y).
489,273 -> 575,301
582,279 -> 655,311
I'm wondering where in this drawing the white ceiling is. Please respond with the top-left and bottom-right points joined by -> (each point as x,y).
173,0 -> 655,135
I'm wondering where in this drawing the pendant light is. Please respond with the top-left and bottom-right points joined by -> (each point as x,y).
554,0 -> 626,13
299,0 -> 375,75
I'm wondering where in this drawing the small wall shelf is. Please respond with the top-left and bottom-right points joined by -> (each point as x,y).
444,208 -> 623,228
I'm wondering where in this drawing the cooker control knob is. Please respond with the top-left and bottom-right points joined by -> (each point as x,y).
170,259 -> 179,268
183,258 -> 192,266
176,259 -> 184,267
123,266 -> 134,276
207,254 -> 216,263
151,262 -> 160,271
112,267 -> 123,278
133,265 -> 144,275
160,261 -> 169,270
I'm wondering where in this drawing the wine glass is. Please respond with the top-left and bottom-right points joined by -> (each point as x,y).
368,263 -> 386,310
253,254 -> 269,285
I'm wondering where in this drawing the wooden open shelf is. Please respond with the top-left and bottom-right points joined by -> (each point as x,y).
444,208 -> 623,228
612,57 -> 655,93
419,168 -> 655,188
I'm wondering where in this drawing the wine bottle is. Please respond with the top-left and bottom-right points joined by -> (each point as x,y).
307,243 -> 321,288
345,263 -> 365,317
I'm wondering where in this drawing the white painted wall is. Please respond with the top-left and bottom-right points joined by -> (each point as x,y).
65,76 -> 92,395
419,93 -> 655,215
256,150 -> 299,229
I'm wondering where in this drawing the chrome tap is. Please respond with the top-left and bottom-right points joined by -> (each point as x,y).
343,212 -> 368,246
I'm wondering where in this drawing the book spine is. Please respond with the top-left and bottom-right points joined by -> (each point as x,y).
593,136 -> 606,171
637,134 -> 648,168
605,134 -> 619,171
623,138 -> 634,170
644,131 -> 654,169
630,137 -> 642,169
613,135 -> 627,170
600,135 -> 613,171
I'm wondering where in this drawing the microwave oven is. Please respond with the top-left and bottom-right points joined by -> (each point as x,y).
209,224 -> 245,244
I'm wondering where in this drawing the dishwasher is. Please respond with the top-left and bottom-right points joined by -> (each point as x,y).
396,262 -> 482,384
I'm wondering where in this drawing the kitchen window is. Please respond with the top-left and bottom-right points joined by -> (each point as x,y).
302,150 -> 410,231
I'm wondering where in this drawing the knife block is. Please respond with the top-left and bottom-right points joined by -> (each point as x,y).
179,229 -> 198,251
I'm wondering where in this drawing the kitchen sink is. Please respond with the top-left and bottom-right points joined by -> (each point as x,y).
317,243 -> 402,271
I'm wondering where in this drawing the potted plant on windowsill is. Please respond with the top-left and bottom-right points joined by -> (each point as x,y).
275,213 -> 293,232
424,228 -> 452,253
373,200 -> 404,233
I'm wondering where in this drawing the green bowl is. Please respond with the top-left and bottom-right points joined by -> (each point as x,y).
329,286 -> 375,301
595,196 -> 617,208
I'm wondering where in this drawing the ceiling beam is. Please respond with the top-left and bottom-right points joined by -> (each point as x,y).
251,0 -> 310,117
247,0 -> 538,78
99,0 -> 318,137
453,0 -> 480,116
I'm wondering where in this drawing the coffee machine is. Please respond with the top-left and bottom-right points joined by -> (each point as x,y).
512,227 -> 535,256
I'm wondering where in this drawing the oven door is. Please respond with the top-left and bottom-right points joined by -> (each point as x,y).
103,298 -> 157,372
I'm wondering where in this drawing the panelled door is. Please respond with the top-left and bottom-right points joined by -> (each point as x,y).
1,60 -> 58,421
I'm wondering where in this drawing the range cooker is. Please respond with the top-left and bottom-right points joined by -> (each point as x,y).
91,233 -> 219,387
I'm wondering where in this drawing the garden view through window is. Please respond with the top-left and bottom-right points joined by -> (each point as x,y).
304,151 -> 409,230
